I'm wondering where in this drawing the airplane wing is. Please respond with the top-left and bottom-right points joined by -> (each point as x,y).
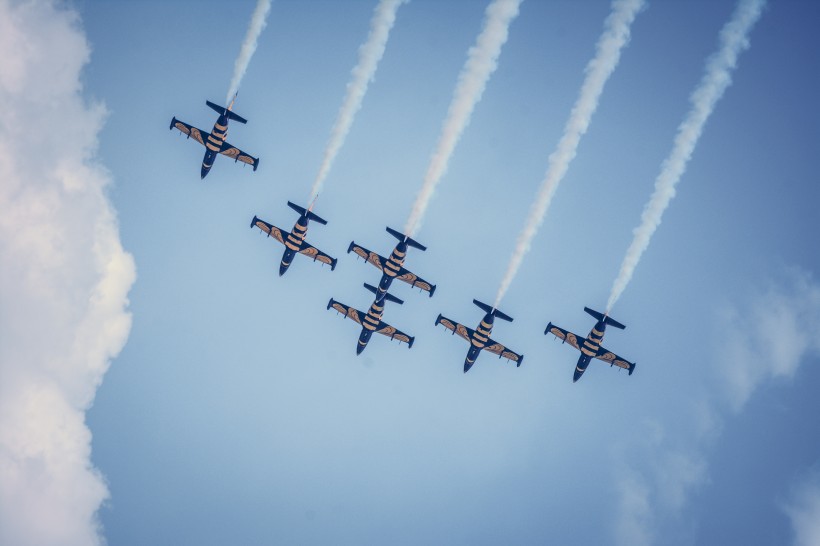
374,321 -> 413,346
171,119 -> 208,146
251,217 -> 287,246
298,240 -> 336,268
545,324 -> 583,351
349,242 -> 386,272
219,140 -> 259,170
594,345 -> 636,373
328,301 -> 364,325
435,316 -> 474,343
484,338 -> 524,365
396,266 -> 435,295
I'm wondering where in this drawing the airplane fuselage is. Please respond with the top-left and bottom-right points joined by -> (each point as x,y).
376,242 -> 407,299
356,299 -> 386,354
463,313 -> 495,372
573,320 -> 607,382
201,113 -> 230,178
279,215 -> 309,275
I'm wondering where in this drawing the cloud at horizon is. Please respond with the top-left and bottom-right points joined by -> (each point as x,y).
0,1 -> 136,544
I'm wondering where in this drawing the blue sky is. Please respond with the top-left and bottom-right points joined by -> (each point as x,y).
2,0 -> 819,544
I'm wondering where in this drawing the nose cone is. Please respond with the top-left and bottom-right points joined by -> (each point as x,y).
356,341 -> 367,355
464,359 -> 474,373
573,368 -> 584,382
200,165 -> 211,179
279,262 -> 289,276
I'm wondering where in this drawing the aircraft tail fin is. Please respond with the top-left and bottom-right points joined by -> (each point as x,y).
473,299 -> 513,322
386,226 -> 426,251
288,201 -> 328,225
364,283 -> 403,305
206,100 -> 248,124
584,307 -> 625,330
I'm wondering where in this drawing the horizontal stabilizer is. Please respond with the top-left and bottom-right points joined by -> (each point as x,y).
206,100 -> 248,124
288,201 -> 328,225
584,307 -> 625,329
473,299 -> 513,322
364,283 -> 403,305
386,226 -> 426,251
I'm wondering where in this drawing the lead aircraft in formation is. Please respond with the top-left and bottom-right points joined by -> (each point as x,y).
435,300 -> 524,372
545,307 -> 636,382
170,94 -> 260,178
251,202 -> 337,275
349,227 -> 436,300
328,284 -> 415,354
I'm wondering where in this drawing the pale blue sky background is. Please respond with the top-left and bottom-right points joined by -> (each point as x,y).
74,0 -> 820,544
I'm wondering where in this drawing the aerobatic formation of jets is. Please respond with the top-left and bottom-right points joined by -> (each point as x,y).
167,103 -> 636,382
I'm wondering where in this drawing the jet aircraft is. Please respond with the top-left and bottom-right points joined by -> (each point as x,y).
545,307 -> 636,382
348,227 -> 435,301
170,95 -> 259,178
435,300 -> 523,373
251,202 -> 337,275
327,284 -> 414,354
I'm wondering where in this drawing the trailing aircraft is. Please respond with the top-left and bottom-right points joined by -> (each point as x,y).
348,227 -> 435,301
545,307 -> 636,382
170,94 -> 259,178
251,202 -> 337,275
327,284 -> 415,354
435,300 -> 523,373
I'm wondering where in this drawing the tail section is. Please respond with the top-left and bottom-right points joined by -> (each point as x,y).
584,307 -> 625,330
206,100 -> 248,124
288,201 -> 328,225
473,299 -> 513,322
364,283 -> 403,305
386,226 -> 426,251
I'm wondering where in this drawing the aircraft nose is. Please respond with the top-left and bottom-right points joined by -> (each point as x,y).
463,360 -> 474,373
356,343 -> 365,355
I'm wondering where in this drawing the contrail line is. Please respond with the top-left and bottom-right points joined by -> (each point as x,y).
309,0 -> 407,207
226,0 -> 273,103
494,0 -> 646,308
606,0 -> 766,313
404,0 -> 522,237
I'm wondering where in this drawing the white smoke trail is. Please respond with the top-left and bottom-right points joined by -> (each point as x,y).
494,0 -> 645,307
404,0 -> 522,237
309,0 -> 407,206
0,2 -> 136,544
606,0 -> 765,313
226,0 -> 273,103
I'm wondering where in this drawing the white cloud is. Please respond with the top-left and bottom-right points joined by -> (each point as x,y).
613,418 -> 708,546
612,268 -> 820,544
718,269 -> 820,411
782,469 -> 820,546
0,1 -> 136,545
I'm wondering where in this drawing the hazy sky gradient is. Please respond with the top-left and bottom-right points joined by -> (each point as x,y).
3,0 -> 818,544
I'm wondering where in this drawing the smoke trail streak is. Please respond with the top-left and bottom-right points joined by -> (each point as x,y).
494,0 -> 645,307
606,0 -> 765,313
309,0 -> 407,206
226,0 -> 273,103
404,0 -> 521,236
